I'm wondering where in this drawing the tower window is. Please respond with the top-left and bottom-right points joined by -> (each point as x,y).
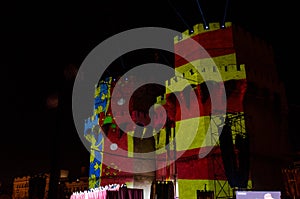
190,69 -> 194,75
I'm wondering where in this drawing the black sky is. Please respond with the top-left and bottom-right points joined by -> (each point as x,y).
1,0 -> 299,185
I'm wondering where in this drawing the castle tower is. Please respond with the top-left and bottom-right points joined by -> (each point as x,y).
153,21 -> 290,198
84,76 -> 136,188
153,22 -> 248,198
84,76 -> 161,198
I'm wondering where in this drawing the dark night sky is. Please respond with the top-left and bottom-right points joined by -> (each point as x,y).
1,0 -> 299,186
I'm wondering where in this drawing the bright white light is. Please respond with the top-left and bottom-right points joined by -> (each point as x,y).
117,98 -> 125,105
110,143 -> 118,151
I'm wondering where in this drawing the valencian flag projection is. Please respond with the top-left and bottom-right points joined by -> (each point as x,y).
84,77 -> 135,188
84,22 -> 251,198
84,77 -> 112,188
153,22 -> 251,199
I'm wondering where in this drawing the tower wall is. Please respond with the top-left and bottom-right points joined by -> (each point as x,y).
154,21 -> 290,198
154,22 -> 249,199
232,24 -> 290,191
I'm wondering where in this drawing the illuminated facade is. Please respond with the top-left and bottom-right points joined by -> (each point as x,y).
85,22 -> 290,198
12,174 -> 49,199
12,172 -> 88,199
12,176 -> 30,199
61,176 -> 89,198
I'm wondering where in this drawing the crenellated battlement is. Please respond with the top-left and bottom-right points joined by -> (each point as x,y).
174,22 -> 232,43
166,63 -> 246,94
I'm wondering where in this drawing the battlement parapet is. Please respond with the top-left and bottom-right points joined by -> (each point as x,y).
166,63 -> 246,94
174,22 -> 232,43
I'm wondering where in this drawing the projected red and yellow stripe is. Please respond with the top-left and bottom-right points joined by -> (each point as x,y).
154,22 -> 251,199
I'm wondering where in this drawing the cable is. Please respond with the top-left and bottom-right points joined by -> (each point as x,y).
221,0 -> 230,28
119,56 -> 126,70
195,0 -> 209,29
167,0 -> 192,31
158,51 -> 172,67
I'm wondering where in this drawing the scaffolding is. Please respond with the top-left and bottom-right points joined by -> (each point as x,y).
209,112 -> 250,199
